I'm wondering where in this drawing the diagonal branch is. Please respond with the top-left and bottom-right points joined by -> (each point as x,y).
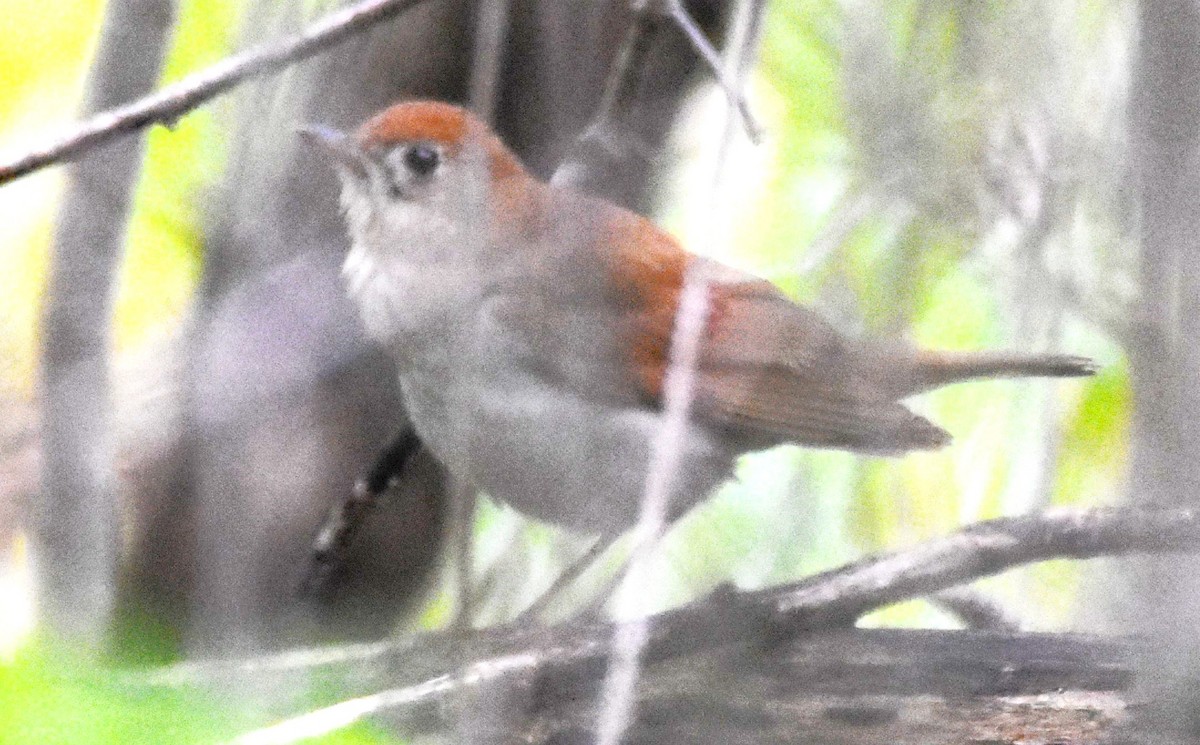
762,507 -> 1195,625
552,0 -> 764,201
0,0 -> 431,186
659,0 -> 763,142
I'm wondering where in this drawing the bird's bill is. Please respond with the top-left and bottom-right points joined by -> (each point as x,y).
296,124 -> 368,178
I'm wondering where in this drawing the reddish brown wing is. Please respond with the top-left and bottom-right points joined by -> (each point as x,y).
602,210 -> 948,453
695,279 -> 950,452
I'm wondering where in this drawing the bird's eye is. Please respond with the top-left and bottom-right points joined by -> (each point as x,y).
402,144 -> 440,177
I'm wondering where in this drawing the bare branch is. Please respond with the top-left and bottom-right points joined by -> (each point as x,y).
551,0 -> 762,202
132,506 -> 1194,744
660,0 -> 763,142
140,507 -> 1194,737
768,507 -> 1199,626
0,0 -> 430,186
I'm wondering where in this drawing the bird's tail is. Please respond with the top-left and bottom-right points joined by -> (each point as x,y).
905,350 -> 1098,395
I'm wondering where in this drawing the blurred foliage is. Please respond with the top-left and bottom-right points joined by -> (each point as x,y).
0,641 -> 232,744
633,0 -> 1134,629
0,637 -> 397,744
0,0 -> 104,393
0,0 -> 234,392
0,0 -> 1136,738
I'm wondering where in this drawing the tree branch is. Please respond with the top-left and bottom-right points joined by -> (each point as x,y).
763,507 -> 1198,627
139,507 -> 1195,742
551,0 -> 762,204
0,0 -> 431,186
36,0 -> 175,648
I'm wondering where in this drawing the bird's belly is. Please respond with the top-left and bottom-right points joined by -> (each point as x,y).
398,362 -> 739,535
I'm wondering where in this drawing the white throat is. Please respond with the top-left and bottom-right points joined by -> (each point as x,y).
340,193 -> 482,354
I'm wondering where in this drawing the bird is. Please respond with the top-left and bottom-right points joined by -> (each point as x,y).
299,99 -> 1095,562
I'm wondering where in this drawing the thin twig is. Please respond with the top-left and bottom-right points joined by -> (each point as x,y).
0,0 -> 430,186
930,587 -> 1022,632
513,532 -> 616,623
596,249 -> 714,745
549,5 -> 665,190
661,0 -> 763,143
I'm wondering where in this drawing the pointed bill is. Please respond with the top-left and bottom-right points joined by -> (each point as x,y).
296,124 -> 367,178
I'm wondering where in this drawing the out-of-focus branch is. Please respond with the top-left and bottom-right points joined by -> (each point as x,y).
660,0 -> 762,141
1124,3 -> 1200,740
145,507 -> 1193,742
146,507 -> 1200,685
0,0 -> 431,186
930,588 -> 1021,632
551,0 -> 763,200
549,4 -> 669,191
467,0 -> 510,124
36,0 -> 175,648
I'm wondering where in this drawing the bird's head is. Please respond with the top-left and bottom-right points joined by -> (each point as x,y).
300,100 -> 528,255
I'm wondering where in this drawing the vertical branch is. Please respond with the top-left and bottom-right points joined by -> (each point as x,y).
468,0 -> 511,124
37,0 -> 175,647
1126,0 -> 1200,739
550,6 -> 667,196
595,1 -> 765,742
1129,0 -> 1200,505
178,0 -> 470,657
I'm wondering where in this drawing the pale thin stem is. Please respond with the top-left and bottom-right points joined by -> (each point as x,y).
513,532 -> 618,624
0,0 -> 430,185
596,270 -> 712,745
595,1 -> 766,741
663,0 -> 764,143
